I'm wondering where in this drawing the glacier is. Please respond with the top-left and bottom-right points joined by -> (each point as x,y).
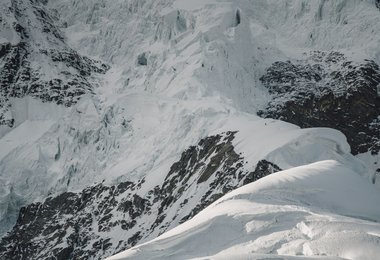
0,0 -> 380,259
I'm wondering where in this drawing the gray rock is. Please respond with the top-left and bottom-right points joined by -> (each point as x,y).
259,51 -> 380,155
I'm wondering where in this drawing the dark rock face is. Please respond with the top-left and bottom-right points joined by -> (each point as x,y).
259,51 -> 380,155
0,0 -> 109,127
158,131 -> 247,224
0,181 -> 147,259
0,132 -> 280,259
243,160 -> 281,185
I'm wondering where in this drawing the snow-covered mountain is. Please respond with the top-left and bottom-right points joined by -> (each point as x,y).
0,0 -> 380,259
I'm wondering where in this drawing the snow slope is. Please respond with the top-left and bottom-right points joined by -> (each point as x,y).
108,160 -> 380,260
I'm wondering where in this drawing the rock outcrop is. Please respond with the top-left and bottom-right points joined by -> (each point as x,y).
259,51 -> 380,155
0,0 -> 109,127
0,132 -> 280,260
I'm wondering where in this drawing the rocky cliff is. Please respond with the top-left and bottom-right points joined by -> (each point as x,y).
259,51 -> 380,155
0,0 -> 109,127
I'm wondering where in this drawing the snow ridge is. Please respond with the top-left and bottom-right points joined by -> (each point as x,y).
108,161 -> 380,260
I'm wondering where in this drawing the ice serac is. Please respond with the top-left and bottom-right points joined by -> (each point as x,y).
0,0 -> 380,259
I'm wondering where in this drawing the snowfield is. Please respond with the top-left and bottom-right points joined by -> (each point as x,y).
108,160 -> 380,260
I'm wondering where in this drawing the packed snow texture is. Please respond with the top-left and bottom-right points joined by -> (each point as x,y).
0,0 -> 379,258
108,160 -> 380,260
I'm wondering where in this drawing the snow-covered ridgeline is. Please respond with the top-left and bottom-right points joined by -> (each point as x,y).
108,160 -> 380,260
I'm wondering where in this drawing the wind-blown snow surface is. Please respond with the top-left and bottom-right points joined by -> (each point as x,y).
0,0 -> 380,257
108,160 -> 380,260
